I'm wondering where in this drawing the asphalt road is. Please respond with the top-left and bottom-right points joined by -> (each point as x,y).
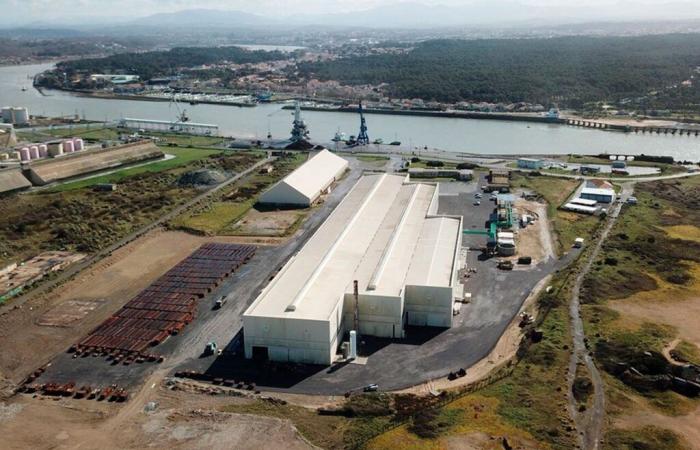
173,173 -> 578,395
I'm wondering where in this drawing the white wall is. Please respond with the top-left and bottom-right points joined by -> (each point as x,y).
243,315 -> 333,365
404,285 -> 454,328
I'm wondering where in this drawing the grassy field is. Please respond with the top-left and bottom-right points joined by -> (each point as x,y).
0,151 -> 263,267
171,153 -> 306,235
511,172 -> 601,253
579,174 -> 700,447
46,147 -> 232,192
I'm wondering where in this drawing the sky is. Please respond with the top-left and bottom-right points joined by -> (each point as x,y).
2,0 -> 700,26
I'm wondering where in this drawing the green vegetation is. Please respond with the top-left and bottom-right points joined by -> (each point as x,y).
0,151 -> 261,267
672,340 -> 700,365
580,175 -> 700,442
45,46 -> 288,84
606,426 -> 689,450
172,153 -> 305,235
511,172 -> 601,253
583,177 -> 700,303
299,34 -> 700,111
47,147 -> 227,192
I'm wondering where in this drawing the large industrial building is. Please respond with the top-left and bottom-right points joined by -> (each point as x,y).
243,173 -> 463,365
258,149 -> 348,207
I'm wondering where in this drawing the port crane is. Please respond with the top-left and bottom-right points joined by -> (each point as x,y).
356,101 -> 370,146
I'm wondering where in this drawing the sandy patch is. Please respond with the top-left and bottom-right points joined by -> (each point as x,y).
233,208 -> 306,237
614,405 -> 700,449
608,264 -> 700,349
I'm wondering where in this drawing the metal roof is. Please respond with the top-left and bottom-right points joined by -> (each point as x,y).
260,149 -> 348,204
244,174 -> 461,321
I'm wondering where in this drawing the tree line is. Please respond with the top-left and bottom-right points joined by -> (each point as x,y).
298,34 -> 700,109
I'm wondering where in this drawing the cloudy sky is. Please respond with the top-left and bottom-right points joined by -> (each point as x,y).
2,0 -> 699,25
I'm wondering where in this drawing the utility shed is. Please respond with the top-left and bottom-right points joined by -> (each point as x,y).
243,173 -> 463,365
258,149 -> 348,207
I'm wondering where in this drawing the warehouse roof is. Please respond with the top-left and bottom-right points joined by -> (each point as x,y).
406,216 -> 461,287
260,150 -> 348,204
245,173 -> 461,321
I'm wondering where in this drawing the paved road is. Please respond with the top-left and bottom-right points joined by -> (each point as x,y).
0,156 -> 275,316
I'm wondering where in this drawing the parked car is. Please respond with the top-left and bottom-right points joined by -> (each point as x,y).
214,296 -> 227,309
363,383 -> 379,392
474,200 -> 481,206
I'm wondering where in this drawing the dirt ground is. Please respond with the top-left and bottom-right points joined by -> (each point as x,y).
607,263 -> 700,447
608,264 -> 700,350
232,207 -> 306,237
614,405 -> 700,450
0,373 -> 313,450
509,198 -> 555,265
0,228 -> 282,388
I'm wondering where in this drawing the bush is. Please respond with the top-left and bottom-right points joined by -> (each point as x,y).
456,162 -> 477,170
410,157 -> 421,163
426,160 -> 444,167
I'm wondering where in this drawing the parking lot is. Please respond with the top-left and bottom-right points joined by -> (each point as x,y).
174,173 -> 579,395
29,168 -> 579,397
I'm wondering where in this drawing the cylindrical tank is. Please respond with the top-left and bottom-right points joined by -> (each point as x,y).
73,138 -> 84,151
349,330 -> 357,359
29,145 -> 39,159
19,147 -> 31,161
38,144 -> 48,157
0,153 -> 9,161
1,107 -> 29,125
63,140 -> 74,153
10,151 -> 20,160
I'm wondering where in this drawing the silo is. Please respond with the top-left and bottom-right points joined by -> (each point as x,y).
73,138 -> 84,151
12,107 -> 29,125
63,140 -> 75,153
29,145 -> 40,159
38,144 -> 48,157
10,151 -> 20,160
20,147 -> 31,161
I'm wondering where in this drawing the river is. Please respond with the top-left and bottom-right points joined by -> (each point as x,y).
1,63 -> 698,160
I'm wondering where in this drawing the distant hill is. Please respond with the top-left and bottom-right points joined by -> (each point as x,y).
129,8 -> 276,28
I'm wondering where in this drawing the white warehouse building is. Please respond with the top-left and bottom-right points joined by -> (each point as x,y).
243,173 -> 463,365
258,149 -> 348,207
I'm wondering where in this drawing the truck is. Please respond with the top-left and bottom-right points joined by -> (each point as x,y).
203,342 -> 218,356
214,296 -> 228,309
574,238 -> 585,248
497,260 -> 514,270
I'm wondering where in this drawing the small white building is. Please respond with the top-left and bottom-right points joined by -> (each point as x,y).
258,149 -> 348,207
243,173 -> 463,365
580,180 -> 616,204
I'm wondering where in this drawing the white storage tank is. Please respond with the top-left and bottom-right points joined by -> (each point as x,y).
19,147 -> 31,161
38,144 -> 48,157
1,107 -> 29,125
63,140 -> 75,153
29,145 -> 39,159
73,138 -> 84,151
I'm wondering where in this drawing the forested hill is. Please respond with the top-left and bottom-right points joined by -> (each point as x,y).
58,46 -> 289,80
298,34 -> 700,107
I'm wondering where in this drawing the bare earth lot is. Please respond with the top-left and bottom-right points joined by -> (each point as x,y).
0,229 -> 278,387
